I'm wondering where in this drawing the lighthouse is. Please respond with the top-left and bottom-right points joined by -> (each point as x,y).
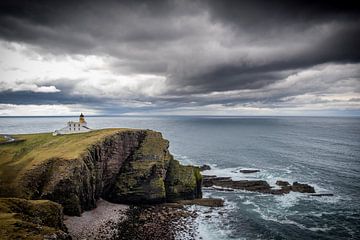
53,113 -> 92,135
79,113 -> 86,123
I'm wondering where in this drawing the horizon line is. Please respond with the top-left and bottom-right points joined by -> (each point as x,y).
0,114 -> 359,118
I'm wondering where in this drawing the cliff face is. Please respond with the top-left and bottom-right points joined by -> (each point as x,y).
1,129 -> 202,216
108,131 -> 203,204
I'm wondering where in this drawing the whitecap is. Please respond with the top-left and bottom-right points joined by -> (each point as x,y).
274,191 -> 303,208
193,199 -> 239,240
308,226 -> 335,232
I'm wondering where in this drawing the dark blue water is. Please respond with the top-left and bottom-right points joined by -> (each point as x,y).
1,116 -> 359,239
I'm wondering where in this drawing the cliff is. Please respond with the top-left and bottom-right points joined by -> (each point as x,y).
0,129 -> 202,217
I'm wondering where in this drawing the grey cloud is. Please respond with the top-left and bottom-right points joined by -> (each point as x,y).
0,0 -> 359,114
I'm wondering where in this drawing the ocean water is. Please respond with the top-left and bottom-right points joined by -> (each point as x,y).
1,116 -> 359,240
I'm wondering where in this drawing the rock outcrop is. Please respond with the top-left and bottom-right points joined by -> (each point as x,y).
203,175 -> 271,192
239,169 -> 260,173
108,131 -> 202,204
165,158 -> 202,202
276,180 -> 290,187
203,175 -> 316,195
291,182 -> 315,193
199,164 -> 211,171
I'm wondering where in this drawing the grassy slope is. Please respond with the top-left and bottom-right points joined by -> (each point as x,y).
0,198 -> 68,240
0,128 -> 129,195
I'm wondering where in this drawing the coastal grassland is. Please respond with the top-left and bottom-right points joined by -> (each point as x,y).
0,128 -> 130,197
0,198 -> 69,240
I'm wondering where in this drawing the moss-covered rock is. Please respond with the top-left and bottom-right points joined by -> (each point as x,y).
107,130 -> 203,204
108,131 -> 172,203
165,159 -> 202,202
0,198 -> 70,240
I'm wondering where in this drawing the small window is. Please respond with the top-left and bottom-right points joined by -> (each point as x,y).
69,128 -> 71,131
78,128 -> 80,130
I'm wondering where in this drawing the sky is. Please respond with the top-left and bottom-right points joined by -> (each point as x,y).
0,0 -> 359,116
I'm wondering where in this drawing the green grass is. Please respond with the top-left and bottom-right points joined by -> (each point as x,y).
0,128 -> 131,196
0,136 -> 6,144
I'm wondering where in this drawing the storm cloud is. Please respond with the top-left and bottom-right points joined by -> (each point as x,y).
0,0 -> 359,115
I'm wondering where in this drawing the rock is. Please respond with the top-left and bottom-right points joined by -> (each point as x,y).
108,131 -> 172,204
291,182 -> 315,193
199,164 -> 211,171
202,175 -> 217,178
276,180 -> 290,187
270,187 -> 291,195
115,205 -> 197,240
203,174 -> 271,193
110,131 -> 203,204
218,180 -> 271,192
204,175 -> 316,195
202,176 -> 231,187
165,159 -> 203,202
310,193 -> 334,197
177,198 -> 224,207
203,176 -> 271,193
239,169 -> 260,173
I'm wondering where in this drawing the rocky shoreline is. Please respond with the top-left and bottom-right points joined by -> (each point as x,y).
114,198 -> 223,240
65,198 -> 224,240
114,205 -> 197,240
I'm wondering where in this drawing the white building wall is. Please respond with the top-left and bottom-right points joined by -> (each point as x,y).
53,121 -> 91,135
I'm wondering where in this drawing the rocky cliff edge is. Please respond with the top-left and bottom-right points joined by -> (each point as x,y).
0,129 -> 203,217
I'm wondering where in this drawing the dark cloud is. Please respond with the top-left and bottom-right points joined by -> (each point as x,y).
205,0 -> 360,29
0,90 -> 102,105
0,0 -> 359,114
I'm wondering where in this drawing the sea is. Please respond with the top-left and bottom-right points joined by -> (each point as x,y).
1,116 -> 359,240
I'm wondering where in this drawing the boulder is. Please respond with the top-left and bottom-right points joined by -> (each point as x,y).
276,180 -> 290,187
177,198 -> 224,207
203,176 -> 232,187
199,164 -> 211,171
310,193 -> 334,197
239,169 -> 260,173
291,182 -> 315,193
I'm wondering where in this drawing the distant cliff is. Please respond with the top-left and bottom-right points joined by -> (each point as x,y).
0,129 -> 202,216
